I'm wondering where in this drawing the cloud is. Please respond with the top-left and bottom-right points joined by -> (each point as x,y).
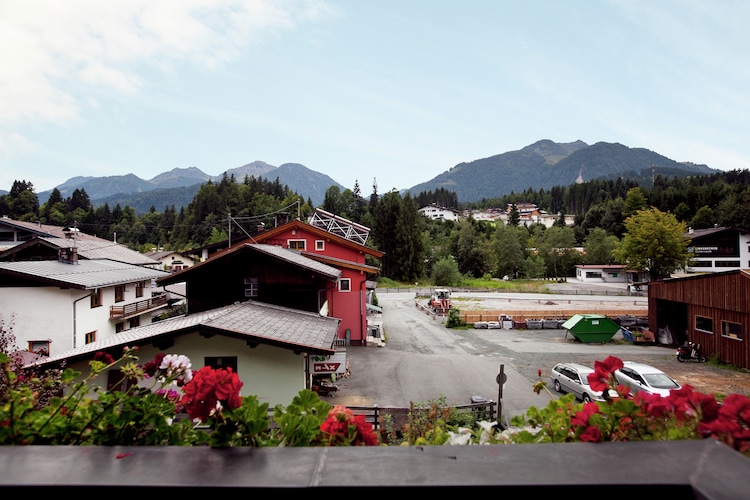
0,0 -> 335,128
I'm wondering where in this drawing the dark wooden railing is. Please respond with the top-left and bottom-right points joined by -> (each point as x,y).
3,440 -> 748,495
342,401 -> 498,432
110,294 -> 169,320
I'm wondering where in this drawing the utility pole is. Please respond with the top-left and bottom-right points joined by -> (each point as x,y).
497,364 -> 506,427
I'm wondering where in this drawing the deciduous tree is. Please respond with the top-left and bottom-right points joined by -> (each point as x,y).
613,207 -> 691,281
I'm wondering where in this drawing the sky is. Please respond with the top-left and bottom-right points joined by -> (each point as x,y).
1,1 -> 749,197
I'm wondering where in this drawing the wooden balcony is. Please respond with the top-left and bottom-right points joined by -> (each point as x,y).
110,294 -> 169,320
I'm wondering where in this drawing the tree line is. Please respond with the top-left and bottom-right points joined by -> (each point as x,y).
2,169 -> 749,284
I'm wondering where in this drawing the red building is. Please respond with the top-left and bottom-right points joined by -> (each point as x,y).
160,209 -> 383,347
252,209 -> 383,346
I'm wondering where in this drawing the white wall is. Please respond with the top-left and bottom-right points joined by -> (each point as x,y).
1,283 -> 162,356
66,334 -> 308,408
0,287 -> 74,355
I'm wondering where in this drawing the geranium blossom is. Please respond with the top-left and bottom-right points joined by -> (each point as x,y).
587,356 -> 623,393
159,354 -> 193,385
181,366 -> 244,422
320,405 -> 378,446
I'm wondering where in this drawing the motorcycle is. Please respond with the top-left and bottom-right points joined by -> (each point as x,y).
315,382 -> 339,396
312,375 -> 339,396
676,341 -> 707,363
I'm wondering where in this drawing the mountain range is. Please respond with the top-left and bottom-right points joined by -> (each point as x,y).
23,140 -> 720,215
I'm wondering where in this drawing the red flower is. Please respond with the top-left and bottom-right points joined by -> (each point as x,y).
180,366 -> 244,422
571,401 -> 600,427
143,353 -> 166,377
588,356 -> 623,393
93,351 -> 115,365
578,425 -> 602,443
320,405 -> 379,446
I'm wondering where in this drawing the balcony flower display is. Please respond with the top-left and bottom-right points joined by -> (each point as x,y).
1,347 -> 748,456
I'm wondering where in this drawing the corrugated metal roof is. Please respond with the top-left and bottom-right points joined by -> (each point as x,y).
35,301 -> 340,366
251,244 -> 341,280
0,218 -> 100,240
0,259 -> 171,289
38,237 -> 160,265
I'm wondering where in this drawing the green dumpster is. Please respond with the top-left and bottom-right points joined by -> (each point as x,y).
561,314 -> 621,343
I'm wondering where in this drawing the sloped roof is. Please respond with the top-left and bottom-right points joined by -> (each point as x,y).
686,226 -> 748,239
300,251 -> 381,274
253,218 -> 385,259
32,301 -> 340,367
158,242 -> 341,286
0,259 -> 170,289
143,250 -> 192,261
0,217 -> 159,266
0,217 -> 101,240
0,236 -> 160,266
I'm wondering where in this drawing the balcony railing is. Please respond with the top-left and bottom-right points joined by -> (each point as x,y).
110,294 -> 169,320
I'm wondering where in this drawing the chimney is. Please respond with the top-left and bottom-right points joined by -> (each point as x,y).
688,227 -> 693,234
62,227 -> 80,239
58,246 -> 78,264
256,222 -> 266,232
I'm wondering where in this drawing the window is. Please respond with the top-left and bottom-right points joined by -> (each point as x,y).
129,316 -> 140,329
695,316 -> 713,334
315,240 -> 325,251
691,261 -> 712,267
716,261 -> 740,268
722,321 -> 743,340
205,356 -> 238,374
339,278 -> 351,292
85,330 -> 97,344
288,239 -> 306,250
135,281 -> 145,298
28,340 -> 50,355
90,289 -> 102,308
244,277 -> 258,298
115,285 -> 125,302
116,322 -> 125,333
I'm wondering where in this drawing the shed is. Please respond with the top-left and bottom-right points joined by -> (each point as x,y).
562,314 -> 621,343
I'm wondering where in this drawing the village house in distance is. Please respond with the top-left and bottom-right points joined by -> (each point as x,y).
418,202 -> 575,227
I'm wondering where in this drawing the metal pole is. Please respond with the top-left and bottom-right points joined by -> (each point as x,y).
497,364 -> 504,426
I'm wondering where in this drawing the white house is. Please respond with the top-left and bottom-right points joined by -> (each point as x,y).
418,204 -> 460,221
575,264 -> 628,283
0,253 -> 171,357
144,249 -> 198,272
685,226 -> 750,273
32,301 -> 340,407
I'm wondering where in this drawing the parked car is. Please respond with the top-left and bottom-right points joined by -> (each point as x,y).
550,363 -> 604,403
614,361 -> 681,397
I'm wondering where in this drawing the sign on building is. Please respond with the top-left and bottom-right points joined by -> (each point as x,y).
309,349 -> 347,375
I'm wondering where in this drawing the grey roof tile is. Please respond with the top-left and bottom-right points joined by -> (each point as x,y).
35,301 -> 340,366
0,259 -> 171,289
39,237 -> 160,265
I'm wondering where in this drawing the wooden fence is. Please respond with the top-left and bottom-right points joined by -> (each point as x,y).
459,309 -> 648,324
343,401 -> 498,432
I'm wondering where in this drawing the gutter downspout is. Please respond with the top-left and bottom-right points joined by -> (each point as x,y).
360,277 -> 368,347
73,291 -> 94,349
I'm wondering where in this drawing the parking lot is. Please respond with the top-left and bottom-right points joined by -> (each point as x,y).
326,288 -> 750,422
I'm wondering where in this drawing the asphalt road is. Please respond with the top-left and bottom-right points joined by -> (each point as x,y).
326,288 -> 674,425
